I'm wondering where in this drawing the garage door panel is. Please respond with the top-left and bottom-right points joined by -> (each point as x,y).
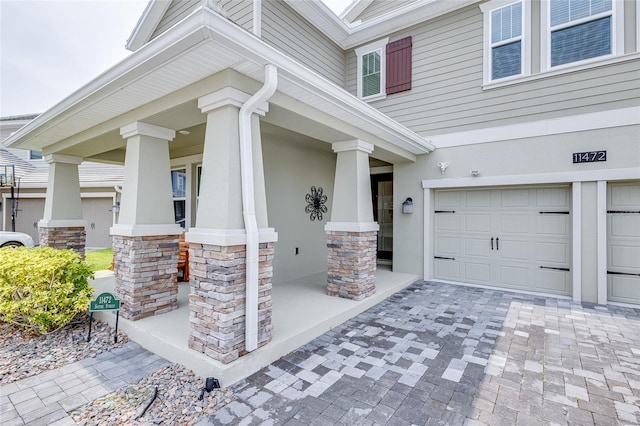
465,238 -> 491,257
535,269 -> 571,294
466,191 -> 492,208
436,191 -> 462,208
464,262 -> 491,283
536,215 -> 569,236
536,241 -> 570,264
465,214 -> 491,233
435,259 -> 460,280
500,214 -> 530,233
609,216 -> 640,237
500,189 -> 529,208
499,265 -> 530,287
435,236 -> 460,255
609,244 -> 640,270
497,240 -> 529,261
610,184 -> 640,206
435,215 -> 460,232
608,276 -> 640,305
536,187 -> 570,208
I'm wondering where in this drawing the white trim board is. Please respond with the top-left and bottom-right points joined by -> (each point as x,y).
427,106 -> 640,148
422,167 -> 640,189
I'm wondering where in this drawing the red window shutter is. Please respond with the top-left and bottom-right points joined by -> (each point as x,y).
386,36 -> 412,95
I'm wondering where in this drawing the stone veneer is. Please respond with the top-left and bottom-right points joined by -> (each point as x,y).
188,242 -> 274,364
38,226 -> 86,259
326,230 -> 377,300
112,234 -> 179,321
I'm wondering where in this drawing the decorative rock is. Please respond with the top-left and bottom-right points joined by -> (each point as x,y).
112,234 -> 180,321
326,230 -> 377,300
188,242 -> 274,364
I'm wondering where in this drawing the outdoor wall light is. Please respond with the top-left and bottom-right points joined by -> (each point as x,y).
437,162 -> 449,174
111,201 -> 120,213
402,197 -> 413,214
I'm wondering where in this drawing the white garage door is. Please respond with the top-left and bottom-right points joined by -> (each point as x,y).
607,183 -> 640,305
13,198 -> 45,244
434,186 -> 571,296
82,198 -> 114,248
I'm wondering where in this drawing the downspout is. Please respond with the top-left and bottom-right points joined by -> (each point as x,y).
239,64 -> 277,352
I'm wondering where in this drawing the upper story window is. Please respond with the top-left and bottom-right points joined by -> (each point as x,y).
356,38 -> 388,100
548,0 -> 613,67
491,2 -> 523,79
480,0 -> 530,84
355,36 -> 413,101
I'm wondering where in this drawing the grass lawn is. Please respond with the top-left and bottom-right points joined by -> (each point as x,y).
85,248 -> 113,271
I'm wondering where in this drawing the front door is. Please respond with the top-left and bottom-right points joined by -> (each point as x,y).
372,173 -> 393,261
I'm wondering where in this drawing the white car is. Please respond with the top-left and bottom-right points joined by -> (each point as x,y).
0,231 -> 36,248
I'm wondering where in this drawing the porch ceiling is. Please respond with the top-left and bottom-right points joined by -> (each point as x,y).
4,4 -> 434,164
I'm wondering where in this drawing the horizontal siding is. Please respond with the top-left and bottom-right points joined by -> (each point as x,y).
347,4 -> 640,136
151,0 -> 253,41
357,0 -> 416,23
151,0 -> 200,40
221,0 -> 253,33
262,0 -> 345,87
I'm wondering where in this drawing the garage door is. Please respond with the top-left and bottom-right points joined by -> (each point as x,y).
433,186 -> 571,296
607,183 -> 640,305
13,198 -> 45,244
82,198 -> 114,248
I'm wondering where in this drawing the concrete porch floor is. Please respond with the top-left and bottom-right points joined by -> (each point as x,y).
91,268 -> 417,387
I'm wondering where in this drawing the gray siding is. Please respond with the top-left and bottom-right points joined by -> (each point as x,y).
151,0 -> 200,40
262,0 -> 346,87
150,0 -> 253,42
356,0 -> 416,23
347,4 -> 640,136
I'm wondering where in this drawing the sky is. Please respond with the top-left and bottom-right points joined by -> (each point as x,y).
0,0 -> 350,118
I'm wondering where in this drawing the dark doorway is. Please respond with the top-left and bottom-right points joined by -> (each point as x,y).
372,173 -> 393,261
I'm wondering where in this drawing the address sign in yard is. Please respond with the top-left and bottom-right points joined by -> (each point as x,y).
90,292 -> 121,311
573,150 -> 606,164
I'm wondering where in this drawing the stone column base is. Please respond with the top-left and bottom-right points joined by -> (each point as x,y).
113,234 -> 179,321
326,230 -> 377,300
38,226 -> 86,259
188,242 -> 274,364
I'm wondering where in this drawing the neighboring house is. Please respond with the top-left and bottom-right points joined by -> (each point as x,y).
4,0 -> 639,371
1,115 -> 123,247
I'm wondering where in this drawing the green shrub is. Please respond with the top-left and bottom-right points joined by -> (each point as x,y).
0,246 -> 94,334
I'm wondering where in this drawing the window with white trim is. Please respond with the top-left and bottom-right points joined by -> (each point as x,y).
548,0 -> 613,67
355,38 -> 388,100
491,2 -> 523,79
171,168 -> 187,228
480,0 -> 530,84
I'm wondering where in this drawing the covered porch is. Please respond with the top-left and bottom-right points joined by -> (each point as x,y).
92,267 -> 417,386
5,2 -> 433,376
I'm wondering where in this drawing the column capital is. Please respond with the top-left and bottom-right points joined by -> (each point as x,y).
331,140 -> 374,154
43,154 -> 83,165
198,87 -> 269,116
120,122 -> 176,141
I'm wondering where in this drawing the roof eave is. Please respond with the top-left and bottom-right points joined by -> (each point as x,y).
5,5 -> 433,156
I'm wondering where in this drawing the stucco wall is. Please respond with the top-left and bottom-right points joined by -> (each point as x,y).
393,124 -> 640,303
262,135 -> 336,284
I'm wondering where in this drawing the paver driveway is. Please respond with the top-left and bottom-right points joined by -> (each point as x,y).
202,281 -> 640,425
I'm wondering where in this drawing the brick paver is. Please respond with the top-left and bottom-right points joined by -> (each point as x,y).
200,281 -> 640,425
0,341 -> 170,425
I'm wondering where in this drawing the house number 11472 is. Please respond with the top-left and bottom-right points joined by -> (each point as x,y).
573,150 -> 606,163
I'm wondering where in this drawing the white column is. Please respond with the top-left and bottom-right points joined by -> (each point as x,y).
111,122 -> 182,237
39,154 -> 85,228
325,139 -> 379,232
188,87 -> 275,245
